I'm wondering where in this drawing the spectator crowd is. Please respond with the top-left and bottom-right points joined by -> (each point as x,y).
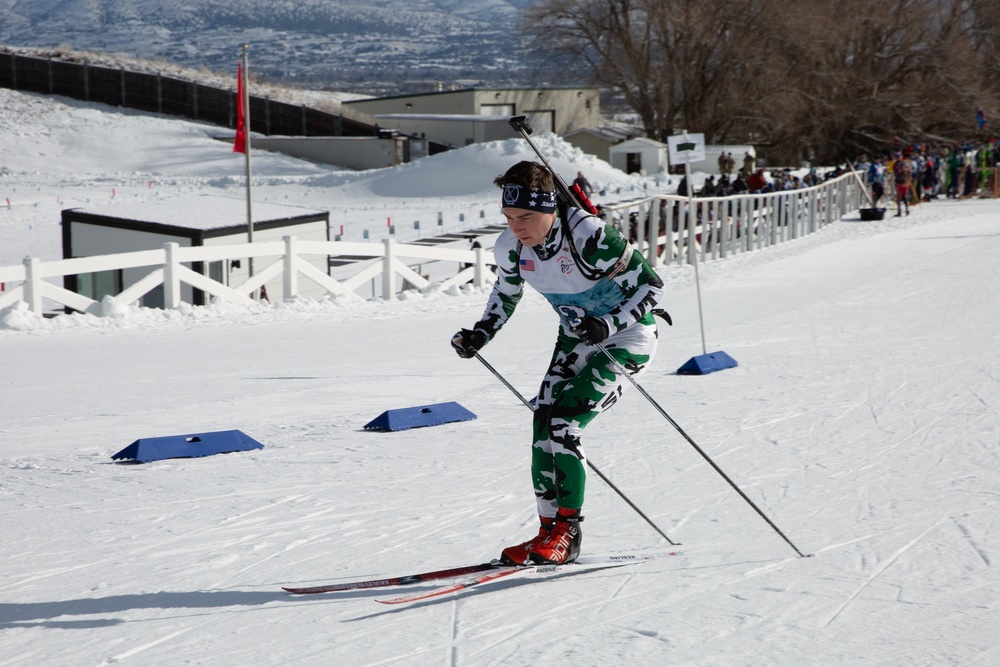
698,142 -> 1000,219
857,142 -> 999,216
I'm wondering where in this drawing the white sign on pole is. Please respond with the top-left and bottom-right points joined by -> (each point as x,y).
667,132 -> 706,165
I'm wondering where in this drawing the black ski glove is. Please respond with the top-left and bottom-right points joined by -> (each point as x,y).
574,316 -> 610,346
451,326 -> 489,359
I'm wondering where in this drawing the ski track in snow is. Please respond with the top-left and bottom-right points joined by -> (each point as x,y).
822,519 -> 944,628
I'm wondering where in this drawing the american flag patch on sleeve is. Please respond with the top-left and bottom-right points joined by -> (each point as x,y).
519,258 -> 535,271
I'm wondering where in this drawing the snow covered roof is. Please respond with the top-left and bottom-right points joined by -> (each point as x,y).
63,195 -> 328,235
611,137 -> 668,150
562,126 -> 635,143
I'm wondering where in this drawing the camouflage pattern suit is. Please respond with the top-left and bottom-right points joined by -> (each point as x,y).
475,205 -> 664,518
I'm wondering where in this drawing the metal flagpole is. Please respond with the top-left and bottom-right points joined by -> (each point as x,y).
240,45 -> 256,301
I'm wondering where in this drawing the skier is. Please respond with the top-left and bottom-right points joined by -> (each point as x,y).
450,160 -> 665,565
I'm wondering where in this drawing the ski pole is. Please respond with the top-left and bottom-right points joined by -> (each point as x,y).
593,342 -> 811,558
474,352 -> 679,546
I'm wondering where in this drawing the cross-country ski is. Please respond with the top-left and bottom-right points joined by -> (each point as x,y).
376,553 -> 670,605
282,563 -> 498,594
282,553 -> 674,598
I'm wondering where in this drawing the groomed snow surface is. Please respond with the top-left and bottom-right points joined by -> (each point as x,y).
1,88 -> 999,666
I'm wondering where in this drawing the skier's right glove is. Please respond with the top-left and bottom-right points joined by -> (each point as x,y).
574,316 -> 610,346
451,326 -> 489,359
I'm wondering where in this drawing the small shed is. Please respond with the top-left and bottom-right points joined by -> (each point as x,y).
61,195 -> 330,307
562,126 -> 635,163
609,137 -> 669,175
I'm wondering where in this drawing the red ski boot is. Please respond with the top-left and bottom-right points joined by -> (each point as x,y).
500,516 -> 554,566
528,510 -> 582,564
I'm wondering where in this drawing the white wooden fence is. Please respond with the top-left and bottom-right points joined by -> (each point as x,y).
602,170 -> 865,267
0,237 -> 493,316
0,171 -> 865,317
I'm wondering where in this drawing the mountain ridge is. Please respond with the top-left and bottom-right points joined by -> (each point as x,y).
0,0 -> 541,93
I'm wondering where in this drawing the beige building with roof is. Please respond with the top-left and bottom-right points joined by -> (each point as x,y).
345,87 -> 601,148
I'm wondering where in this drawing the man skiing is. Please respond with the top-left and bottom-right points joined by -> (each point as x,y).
451,161 -> 665,565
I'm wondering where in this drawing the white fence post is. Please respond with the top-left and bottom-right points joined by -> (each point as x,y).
840,179 -> 849,218
736,196 -> 754,252
474,244 -> 486,287
808,190 -> 817,234
382,238 -> 396,299
830,183 -> 836,224
283,235 -> 297,300
667,204 -> 678,265
791,194 -> 800,239
23,257 -> 42,314
647,200 -> 660,267
163,242 -> 181,309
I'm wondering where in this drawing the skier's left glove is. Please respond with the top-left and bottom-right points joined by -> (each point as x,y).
451,326 -> 489,359
574,316 -> 610,346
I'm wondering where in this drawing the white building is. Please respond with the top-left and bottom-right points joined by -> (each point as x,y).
61,195 -> 330,307
562,126 -> 636,163
609,137 -> 669,175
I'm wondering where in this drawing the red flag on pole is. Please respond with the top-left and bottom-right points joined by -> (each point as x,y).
234,63 -> 247,154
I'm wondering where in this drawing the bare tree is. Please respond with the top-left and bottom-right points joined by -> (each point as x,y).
524,0 -> 1000,164
967,0 -> 1000,130
524,0 -> 777,142
765,0 -> 994,162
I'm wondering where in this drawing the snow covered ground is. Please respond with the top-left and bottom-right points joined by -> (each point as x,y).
2,87 -> 999,666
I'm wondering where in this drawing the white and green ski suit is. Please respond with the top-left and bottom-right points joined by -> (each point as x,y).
475,205 -> 665,517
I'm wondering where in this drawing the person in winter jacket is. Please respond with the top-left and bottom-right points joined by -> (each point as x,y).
747,168 -> 767,193
868,158 -> 886,206
572,171 -> 593,198
451,160 -> 665,566
893,157 -> 912,216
